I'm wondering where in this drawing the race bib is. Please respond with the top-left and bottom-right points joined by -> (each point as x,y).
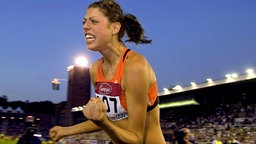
96,94 -> 128,121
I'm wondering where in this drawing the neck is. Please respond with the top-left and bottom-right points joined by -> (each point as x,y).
101,43 -> 125,66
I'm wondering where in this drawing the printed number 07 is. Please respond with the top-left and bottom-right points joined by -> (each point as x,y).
102,96 -> 118,113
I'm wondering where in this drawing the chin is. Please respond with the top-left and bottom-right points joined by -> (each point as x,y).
86,45 -> 98,52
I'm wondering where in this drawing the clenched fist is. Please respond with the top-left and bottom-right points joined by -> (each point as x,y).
83,98 -> 108,122
49,126 -> 66,142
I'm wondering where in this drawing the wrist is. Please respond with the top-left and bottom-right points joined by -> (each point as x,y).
93,115 -> 109,127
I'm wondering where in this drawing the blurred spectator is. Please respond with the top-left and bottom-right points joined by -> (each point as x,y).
211,134 -> 222,144
17,127 -> 41,144
230,136 -> 240,144
173,127 -> 193,144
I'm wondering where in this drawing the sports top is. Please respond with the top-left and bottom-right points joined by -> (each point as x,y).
95,48 -> 159,121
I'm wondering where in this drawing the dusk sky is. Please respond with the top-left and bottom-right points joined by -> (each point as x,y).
1,0 -> 256,104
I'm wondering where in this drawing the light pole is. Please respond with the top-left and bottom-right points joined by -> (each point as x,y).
51,78 -> 68,90
66,56 -> 91,126
51,56 -> 88,90
52,56 -> 91,126
51,78 -> 68,126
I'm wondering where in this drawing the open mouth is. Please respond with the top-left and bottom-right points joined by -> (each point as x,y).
85,34 -> 95,42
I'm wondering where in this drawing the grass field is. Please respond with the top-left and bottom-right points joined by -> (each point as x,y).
0,138 -> 17,144
0,138 -> 50,144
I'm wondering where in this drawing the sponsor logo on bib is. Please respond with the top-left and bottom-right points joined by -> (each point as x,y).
98,83 -> 112,95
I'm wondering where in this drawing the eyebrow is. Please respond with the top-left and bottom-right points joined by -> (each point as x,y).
83,16 -> 98,20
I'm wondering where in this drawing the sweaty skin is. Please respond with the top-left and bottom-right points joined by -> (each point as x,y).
81,49 -> 165,144
50,6 -> 165,144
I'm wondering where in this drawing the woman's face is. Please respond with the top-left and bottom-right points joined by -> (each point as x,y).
83,8 -> 114,51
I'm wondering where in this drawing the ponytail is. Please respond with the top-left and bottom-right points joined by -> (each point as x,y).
124,14 -> 152,45
88,0 -> 151,45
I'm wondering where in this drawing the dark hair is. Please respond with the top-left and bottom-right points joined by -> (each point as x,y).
88,0 -> 151,45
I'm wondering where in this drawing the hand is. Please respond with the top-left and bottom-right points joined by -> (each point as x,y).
49,126 -> 66,142
83,98 -> 107,123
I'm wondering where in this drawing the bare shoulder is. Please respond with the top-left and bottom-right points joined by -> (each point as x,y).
125,52 -> 149,70
124,51 -> 156,86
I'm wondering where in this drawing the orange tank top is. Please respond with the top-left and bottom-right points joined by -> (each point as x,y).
95,48 -> 159,121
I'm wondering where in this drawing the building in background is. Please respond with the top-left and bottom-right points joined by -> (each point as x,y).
66,65 -> 91,126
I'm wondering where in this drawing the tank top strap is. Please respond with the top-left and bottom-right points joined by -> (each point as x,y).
116,48 -> 133,82
96,48 -> 133,82
122,48 -> 131,62
95,58 -> 104,81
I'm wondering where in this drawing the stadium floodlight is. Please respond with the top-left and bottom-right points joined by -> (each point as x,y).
162,88 -> 171,95
225,74 -> 235,82
172,85 -> 182,90
51,78 -> 67,90
159,99 -> 199,109
206,78 -> 213,83
246,68 -> 254,75
231,73 -> 238,78
67,65 -> 75,71
225,74 -> 231,78
75,56 -> 88,67
190,82 -> 196,86
51,78 -> 60,90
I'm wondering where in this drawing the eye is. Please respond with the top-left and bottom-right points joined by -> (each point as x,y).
89,18 -> 98,24
83,17 -> 99,26
82,18 -> 87,25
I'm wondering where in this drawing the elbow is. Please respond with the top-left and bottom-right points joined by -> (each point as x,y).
114,132 -> 143,144
130,132 -> 143,144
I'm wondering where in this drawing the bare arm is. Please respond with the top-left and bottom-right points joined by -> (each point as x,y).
119,53 -> 150,143
84,53 -> 151,144
49,120 -> 101,141
49,62 -> 102,141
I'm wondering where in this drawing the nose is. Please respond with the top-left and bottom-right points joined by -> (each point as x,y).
83,23 -> 90,31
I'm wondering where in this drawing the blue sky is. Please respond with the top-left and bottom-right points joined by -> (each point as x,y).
0,0 -> 256,103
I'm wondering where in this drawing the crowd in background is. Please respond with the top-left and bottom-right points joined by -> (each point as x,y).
161,102 -> 256,143
1,100 -> 256,143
